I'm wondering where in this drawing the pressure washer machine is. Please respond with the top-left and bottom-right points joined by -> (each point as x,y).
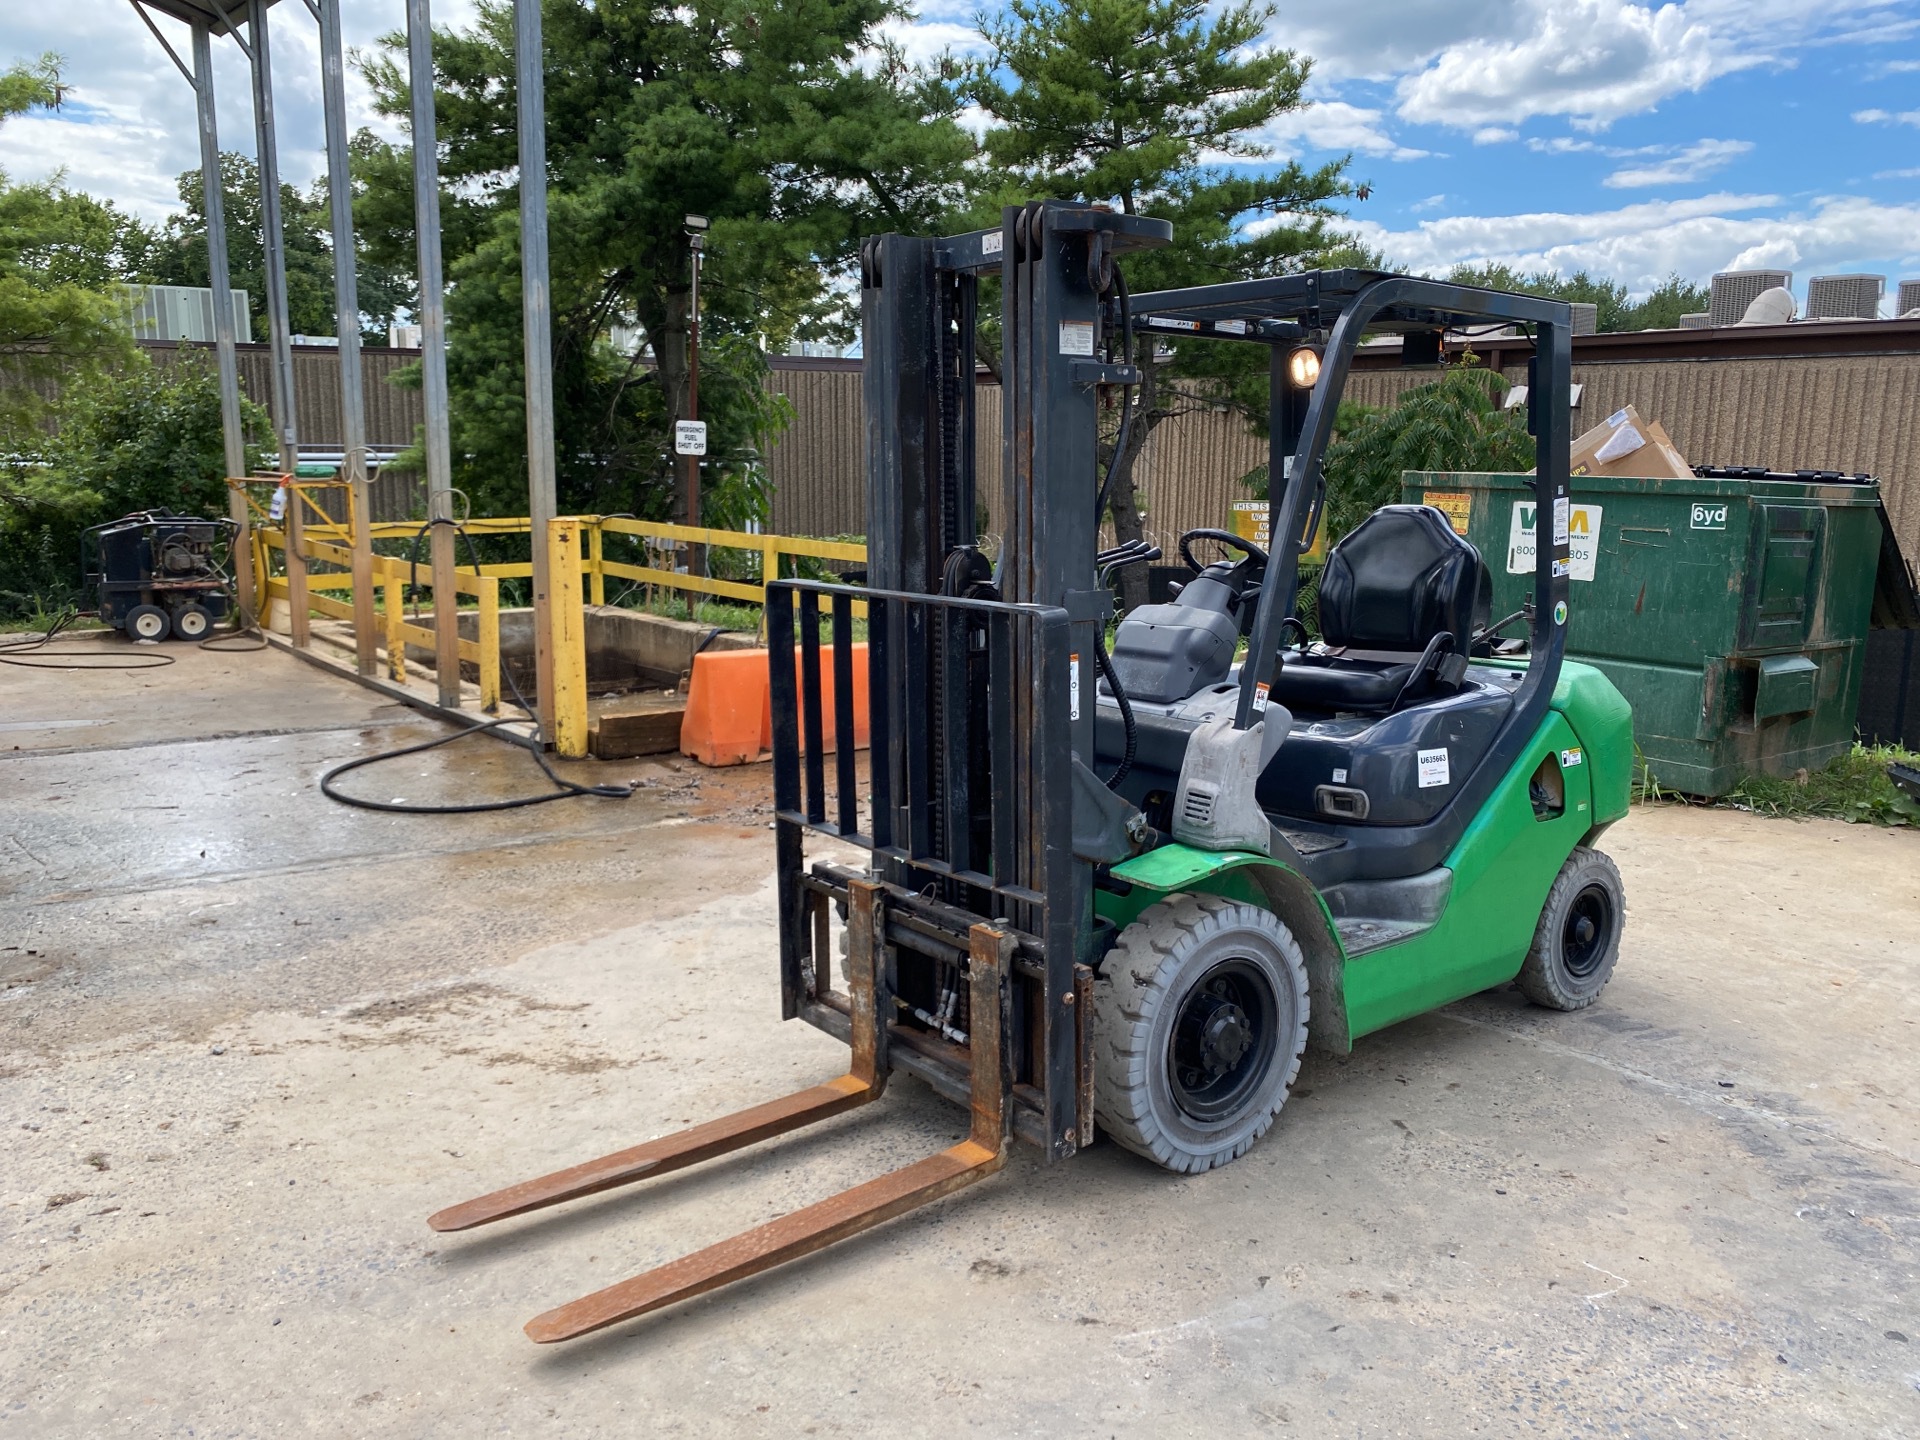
86,510 -> 237,641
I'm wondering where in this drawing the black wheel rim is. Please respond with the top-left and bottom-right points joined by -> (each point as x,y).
1563,884 -> 1614,978
1167,958 -> 1279,1124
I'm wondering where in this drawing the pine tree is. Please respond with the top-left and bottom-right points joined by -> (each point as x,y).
965,0 -> 1353,605
354,0 -> 973,521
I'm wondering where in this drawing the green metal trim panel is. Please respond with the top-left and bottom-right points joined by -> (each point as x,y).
1339,711 -> 1595,1039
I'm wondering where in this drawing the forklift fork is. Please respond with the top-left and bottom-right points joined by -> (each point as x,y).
427,879 -> 1013,1344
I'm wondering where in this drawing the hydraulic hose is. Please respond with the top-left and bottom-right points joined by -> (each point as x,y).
1093,267 -> 1134,528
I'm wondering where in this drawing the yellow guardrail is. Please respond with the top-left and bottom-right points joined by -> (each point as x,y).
247,500 -> 867,741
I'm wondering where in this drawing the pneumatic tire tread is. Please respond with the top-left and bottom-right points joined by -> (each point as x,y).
1517,845 -> 1625,1011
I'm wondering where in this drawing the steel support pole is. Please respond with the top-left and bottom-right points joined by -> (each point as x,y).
189,20 -> 254,615
316,0 -> 376,675
245,0 -> 298,474
407,0 -> 462,706
243,0 -> 306,645
515,0 -> 557,737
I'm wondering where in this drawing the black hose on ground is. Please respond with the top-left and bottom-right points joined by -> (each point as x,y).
318,519 -> 638,815
0,610 -> 176,669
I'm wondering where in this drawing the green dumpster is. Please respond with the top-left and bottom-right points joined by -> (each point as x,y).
1402,469 -> 1890,796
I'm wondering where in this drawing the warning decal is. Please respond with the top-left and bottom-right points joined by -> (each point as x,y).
1424,490 -> 1472,535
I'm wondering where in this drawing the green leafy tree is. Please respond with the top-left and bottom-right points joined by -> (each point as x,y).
0,53 -> 139,465
1,357 -> 271,616
0,51 -> 62,119
1318,358 -> 1531,543
965,0 -> 1353,606
144,150 -> 411,345
353,0 -> 974,523
1622,274 -> 1709,330
1442,262 -> 1708,333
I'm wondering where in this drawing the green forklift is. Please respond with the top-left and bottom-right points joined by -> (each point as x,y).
431,201 -> 1634,1340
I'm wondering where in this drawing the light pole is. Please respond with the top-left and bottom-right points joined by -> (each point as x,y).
683,213 -> 708,575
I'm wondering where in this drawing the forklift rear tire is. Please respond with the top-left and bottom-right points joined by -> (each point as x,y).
170,603 -> 213,641
125,604 -> 170,642
1094,893 -> 1309,1174
1517,846 -> 1624,1011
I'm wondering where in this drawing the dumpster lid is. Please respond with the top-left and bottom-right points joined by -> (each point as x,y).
1874,505 -> 1920,630
1692,464 -> 1877,485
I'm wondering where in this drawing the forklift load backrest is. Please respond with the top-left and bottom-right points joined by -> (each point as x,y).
1315,505 -> 1491,660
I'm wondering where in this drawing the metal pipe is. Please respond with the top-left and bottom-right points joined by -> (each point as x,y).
315,0 -> 376,675
515,0 -> 557,737
244,0 -> 298,475
406,0 -> 462,706
188,18 -> 254,615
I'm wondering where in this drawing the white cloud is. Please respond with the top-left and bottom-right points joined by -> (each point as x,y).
1341,192 -> 1920,294
1409,193 -> 1448,212
1876,166 -> 1920,179
4,0 -> 479,223
1279,0 -> 1912,135
1249,100 -> 1431,161
1472,127 -> 1519,145
1855,107 -> 1920,126
1603,137 -> 1753,188
874,18 -> 989,67
1395,0 -> 1744,132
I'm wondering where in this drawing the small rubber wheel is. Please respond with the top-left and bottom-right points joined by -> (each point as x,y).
170,603 -> 213,641
1094,893 -> 1309,1174
125,604 -> 170,642
1517,846 -> 1625,1011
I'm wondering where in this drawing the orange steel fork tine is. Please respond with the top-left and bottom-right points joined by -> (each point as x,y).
522,922 -> 1014,1344
429,1076 -> 879,1233
428,878 -> 891,1236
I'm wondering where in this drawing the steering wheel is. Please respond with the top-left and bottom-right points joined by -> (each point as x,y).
1179,527 -> 1268,574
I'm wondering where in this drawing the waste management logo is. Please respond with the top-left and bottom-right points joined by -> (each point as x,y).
1508,501 -> 1602,581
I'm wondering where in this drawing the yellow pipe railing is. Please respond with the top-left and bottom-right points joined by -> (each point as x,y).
250,510 -> 867,753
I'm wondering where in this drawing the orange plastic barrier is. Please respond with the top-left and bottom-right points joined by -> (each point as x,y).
680,645 -> 871,767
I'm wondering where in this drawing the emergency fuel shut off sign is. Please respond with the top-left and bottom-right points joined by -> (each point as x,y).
675,421 -> 708,456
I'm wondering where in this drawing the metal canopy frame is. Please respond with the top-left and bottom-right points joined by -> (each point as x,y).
128,0 -> 562,720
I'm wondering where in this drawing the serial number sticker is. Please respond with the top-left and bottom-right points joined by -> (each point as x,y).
1417,748 -> 1451,788
1069,653 -> 1081,719
1560,747 -> 1584,767
1331,767 -> 1348,784
982,230 -> 1004,256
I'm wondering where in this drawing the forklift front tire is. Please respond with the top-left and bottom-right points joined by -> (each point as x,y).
125,604 -> 170,642
1094,894 -> 1309,1174
170,603 -> 213,641
1517,846 -> 1625,1011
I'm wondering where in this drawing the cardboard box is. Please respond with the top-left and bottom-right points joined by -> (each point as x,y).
1568,404 -> 1693,479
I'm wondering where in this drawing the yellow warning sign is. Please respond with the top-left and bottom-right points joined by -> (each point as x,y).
1423,489 -> 1472,536
1230,500 -> 1327,561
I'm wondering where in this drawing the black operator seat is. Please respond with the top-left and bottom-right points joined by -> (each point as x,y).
1269,504 -> 1492,714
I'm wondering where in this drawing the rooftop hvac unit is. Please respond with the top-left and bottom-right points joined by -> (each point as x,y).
125,284 -> 252,343
1568,302 -> 1598,336
1679,312 -> 1711,329
1897,279 -> 1920,318
1709,269 -> 1792,327
1806,274 -> 1884,320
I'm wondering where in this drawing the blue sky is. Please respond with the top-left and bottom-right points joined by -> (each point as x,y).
6,0 -> 1919,310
